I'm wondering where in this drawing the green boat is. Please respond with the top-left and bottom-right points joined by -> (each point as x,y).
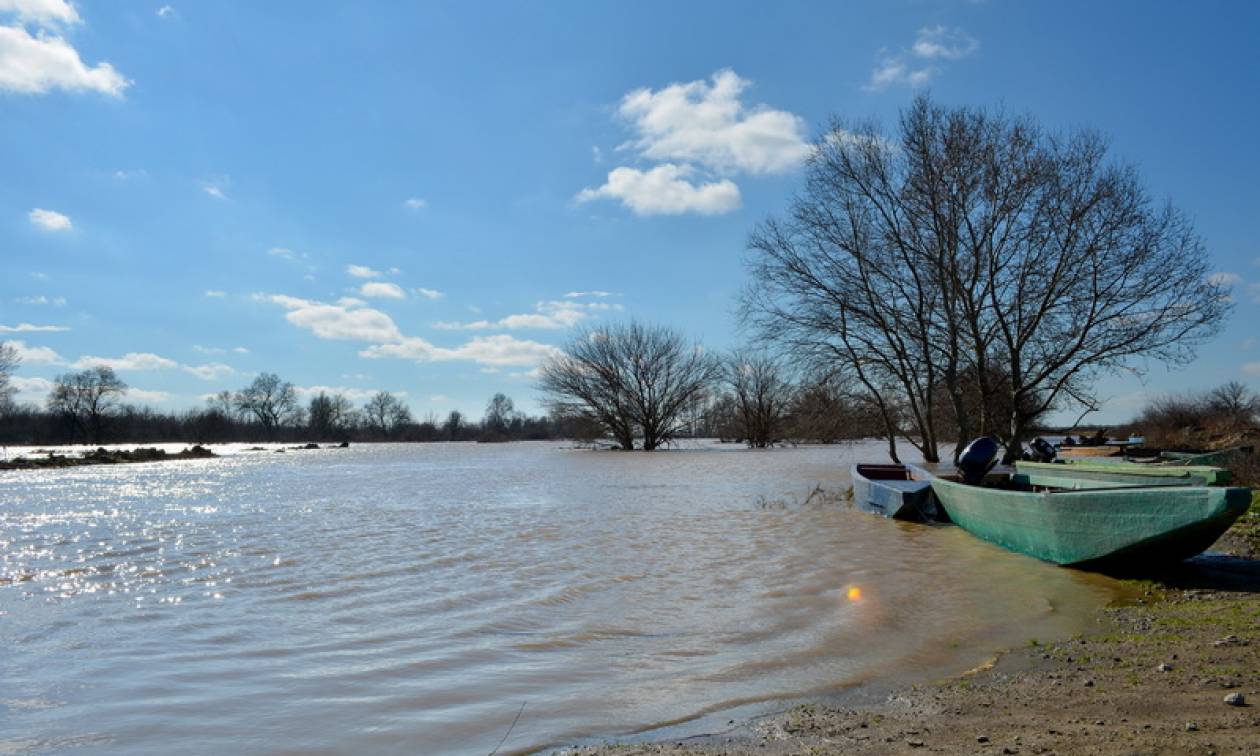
925,468 -> 1251,567
1157,447 -> 1251,468
1017,459 -> 1232,485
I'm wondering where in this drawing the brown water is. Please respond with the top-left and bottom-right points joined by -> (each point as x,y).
0,441 -> 1119,754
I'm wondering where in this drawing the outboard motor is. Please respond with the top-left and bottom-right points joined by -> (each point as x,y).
1030,437 -> 1056,463
958,436 -> 1000,485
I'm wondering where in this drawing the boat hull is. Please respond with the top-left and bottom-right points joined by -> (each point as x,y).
1018,459 -> 1231,485
851,464 -> 938,521
931,476 -> 1252,567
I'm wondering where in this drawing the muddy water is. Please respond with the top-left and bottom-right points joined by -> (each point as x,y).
0,441 -> 1119,754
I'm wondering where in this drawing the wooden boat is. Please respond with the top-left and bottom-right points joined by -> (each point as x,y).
1017,459 -> 1232,485
851,464 -> 939,521
1055,445 -> 1122,459
928,469 -> 1251,567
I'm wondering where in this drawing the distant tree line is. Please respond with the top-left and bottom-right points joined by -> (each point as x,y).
0,365 -> 570,446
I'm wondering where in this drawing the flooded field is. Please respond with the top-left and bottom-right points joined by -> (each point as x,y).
0,441 -> 1120,754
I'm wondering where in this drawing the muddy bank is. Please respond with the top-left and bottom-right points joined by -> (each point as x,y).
0,445 -> 216,471
560,503 -> 1260,755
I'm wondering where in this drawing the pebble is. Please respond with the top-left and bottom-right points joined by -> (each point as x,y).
1083,679 -> 1095,687
907,739 -> 925,748
1186,722 -> 1199,731
1158,662 -> 1174,672
977,735 -> 990,743
1224,692 -> 1246,706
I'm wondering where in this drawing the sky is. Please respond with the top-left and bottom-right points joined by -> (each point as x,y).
2,0 -> 1258,424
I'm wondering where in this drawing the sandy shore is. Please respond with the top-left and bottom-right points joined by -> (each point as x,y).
560,500 -> 1260,755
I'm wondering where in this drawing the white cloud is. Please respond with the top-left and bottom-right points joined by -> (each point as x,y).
7,339 -> 64,364
358,281 -> 406,300
126,387 -> 170,403
232,346 -> 248,353
615,69 -> 810,175
294,384 -> 397,402
865,26 -> 978,91
156,5 -> 174,19
564,290 -> 615,298
28,207 -> 71,231
192,345 -> 224,354
429,394 -> 449,402
1209,272 -> 1241,287
267,247 -> 301,260
346,264 -> 382,279
202,178 -> 229,199
0,23 -> 129,96
263,293 -> 403,342
0,0 -> 80,26
361,333 -> 560,368
591,145 -> 603,163
74,352 -> 178,371
183,363 -> 235,381
1243,362 -> 1260,377
577,163 -> 740,216
0,322 -> 68,332
113,168 -> 146,180
10,374 -> 53,404
912,26 -> 979,60
404,197 -> 427,211
435,299 -> 620,331
415,287 -> 444,300
204,289 -> 226,297
15,295 -> 66,306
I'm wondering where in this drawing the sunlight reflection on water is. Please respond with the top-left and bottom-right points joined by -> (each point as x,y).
0,441 -> 1120,754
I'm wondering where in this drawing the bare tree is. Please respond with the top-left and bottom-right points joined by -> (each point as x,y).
538,321 -> 721,451
234,373 -> 300,437
363,391 -> 411,438
442,409 -> 464,440
482,393 -> 517,438
46,366 -> 128,444
1206,381 -> 1260,425
745,95 -> 1230,462
0,341 -> 18,413
308,392 -> 357,439
724,351 -> 791,448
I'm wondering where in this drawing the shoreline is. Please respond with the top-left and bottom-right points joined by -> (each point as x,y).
558,501 -> 1260,755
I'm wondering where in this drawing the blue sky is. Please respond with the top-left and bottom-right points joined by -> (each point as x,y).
2,0 -> 1258,424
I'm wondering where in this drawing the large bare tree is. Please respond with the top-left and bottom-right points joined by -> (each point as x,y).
46,366 -> 128,444
745,95 -> 1230,462
363,391 -> 411,438
538,321 -> 721,450
234,373 -> 300,437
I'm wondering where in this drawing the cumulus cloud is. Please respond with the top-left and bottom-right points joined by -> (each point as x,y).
404,197 -> 427,211
15,295 -> 66,305
577,163 -> 740,216
435,299 -> 621,331
0,322 -> 68,332
579,69 -> 806,216
182,362 -> 235,381
360,334 -> 560,367
126,387 -> 170,403
615,69 -> 810,175
156,5 -> 174,19
346,264 -> 382,278
1209,272 -> 1241,287
0,9 -> 130,97
564,290 -> 615,298
10,374 -> 53,403
202,178 -> 229,199
28,207 -> 71,230
74,352 -> 179,371
263,294 -> 403,342
358,281 -> 406,300
415,287 -> 444,300
865,26 -> 978,91
294,384 -> 398,402
7,339 -> 64,364
204,289 -> 226,297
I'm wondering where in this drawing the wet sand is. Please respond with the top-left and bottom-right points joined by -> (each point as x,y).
561,500 -> 1260,755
